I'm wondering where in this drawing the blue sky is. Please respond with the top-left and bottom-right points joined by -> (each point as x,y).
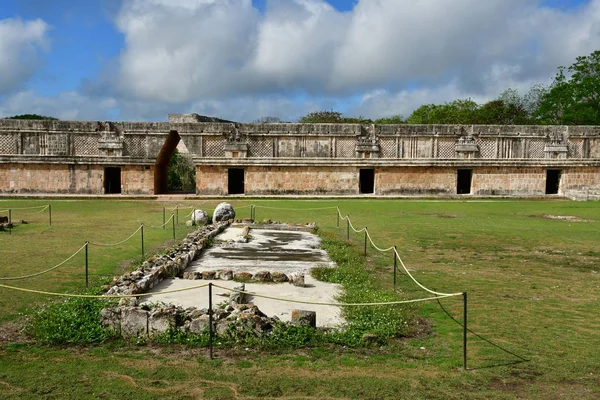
0,0 -> 598,121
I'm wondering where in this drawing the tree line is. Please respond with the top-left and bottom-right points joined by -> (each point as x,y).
6,50 -> 599,126
259,49 -> 600,126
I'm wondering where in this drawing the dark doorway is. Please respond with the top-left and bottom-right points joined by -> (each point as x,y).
104,167 -> 121,194
457,169 -> 472,194
546,170 -> 561,194
154,130 -> 181,195
228,168 -> 245,194
359,169 -> 375,194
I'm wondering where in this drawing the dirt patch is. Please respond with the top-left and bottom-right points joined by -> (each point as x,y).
534,215 -> 592,222
0,319 -> 32,346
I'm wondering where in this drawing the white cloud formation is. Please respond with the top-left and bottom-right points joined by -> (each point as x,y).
0,18 -> 50,95
0,90 -> 117,121
3,0 -> 600,122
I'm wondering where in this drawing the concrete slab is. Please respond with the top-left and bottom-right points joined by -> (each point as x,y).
188,228 -> 335,275
142,226 -> 344,328
142,276 -> 344,327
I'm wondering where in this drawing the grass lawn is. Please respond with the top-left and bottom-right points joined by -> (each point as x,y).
0,198 -> 599,399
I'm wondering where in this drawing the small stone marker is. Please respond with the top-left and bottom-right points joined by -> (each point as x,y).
213,202 -> 235,223
192,209 -> 209,225
291,310 -> 316,327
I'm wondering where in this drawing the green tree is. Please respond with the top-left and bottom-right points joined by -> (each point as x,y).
406,99 -> 479,124
167,149 -> 196,192
298,110 -> 372,124
374,115 -> 405,124
535,50 -> 600,125
7,114 -> 58,120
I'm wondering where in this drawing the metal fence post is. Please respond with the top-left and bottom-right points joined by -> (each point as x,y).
336,209 -> 339,228
346,217 -> 349,240
49,205 -> 52,226
209,282 -> 214,360
163,207 -> 166,230
393,246 -> 397,291
85,242 -> 89,288
172,214 -> 175,239
141,224 -> 145,259
364,227 -> 367,256
176,205 -> 179,225
8,209 -> 11,235
463,292 -> 468,370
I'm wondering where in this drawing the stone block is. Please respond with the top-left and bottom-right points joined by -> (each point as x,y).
121,308 -> 149,338
291,310 -> 316,328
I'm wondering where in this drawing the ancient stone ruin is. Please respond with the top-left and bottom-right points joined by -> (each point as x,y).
2,114 -> 600,199
100,206 -> 334,339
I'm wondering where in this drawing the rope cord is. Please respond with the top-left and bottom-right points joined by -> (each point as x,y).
393,248 -> 461,297
19,205 -> 50,215
0,282 -> 210,298
185,209 -> 195,218
336,206 -> 461,297
365,230 -> 395,252
167,205 -> 196,211
253,205 -> 338,211
146,213 -> 175,229
234,204 -> 253,209
0,243 -> 87,281
212,283 -> 460,306
1,205 -> 49,211
88,225 -> 143,247
435,297 -> 529,361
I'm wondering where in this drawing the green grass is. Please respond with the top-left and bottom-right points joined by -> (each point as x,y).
1,198 -> 600,399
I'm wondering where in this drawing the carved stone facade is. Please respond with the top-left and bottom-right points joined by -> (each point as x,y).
1,114 -> 600,198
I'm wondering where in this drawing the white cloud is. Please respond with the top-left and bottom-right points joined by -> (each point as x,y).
0,90 -> 117,121
0,18 -> 50,94
4,0 -> 600,122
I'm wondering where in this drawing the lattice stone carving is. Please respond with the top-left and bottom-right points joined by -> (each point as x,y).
476,138 -> 496,159
0,135 -> 18,154
437,139 -> 456,159
74,135 -> 99,156
203,137 -> 225,157
568,141 -> 583,158
248,137 -> 273,157
380,138 -> 396,158
336,138 -> 355,158
527,139 -> 546,159
124,135 -> 147,158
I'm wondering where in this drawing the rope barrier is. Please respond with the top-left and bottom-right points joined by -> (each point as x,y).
393,248 -> 461,297
1,205 -> 49,211
365,230 -> 394,252
336,206 -> 461,297
146,213 -> 175,229
166,205 -> 196,211
253,205 -> 338,211
212,284 -> 460,306
20,205 -> 50,215
0,243 -> 87,280
0,282 -> 210,298
88,225 -> 143,247
233,204 -> 253,209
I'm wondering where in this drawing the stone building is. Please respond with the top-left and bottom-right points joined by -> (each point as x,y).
1,113 -> 599,199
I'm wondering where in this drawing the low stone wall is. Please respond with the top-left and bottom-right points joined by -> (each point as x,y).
101,302 -> 280,339
103,221 -> 231,299
182,269 -> 305,286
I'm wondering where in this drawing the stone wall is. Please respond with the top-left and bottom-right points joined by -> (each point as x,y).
471,167 -> 547,196
376,167 -> 456,195
3,116 -> 600,198
0,163 -> 155,195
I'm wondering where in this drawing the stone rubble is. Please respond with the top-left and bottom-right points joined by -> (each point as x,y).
181,269 -> 303,286
101,299 -> 281,339
103,221 -> 231,299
